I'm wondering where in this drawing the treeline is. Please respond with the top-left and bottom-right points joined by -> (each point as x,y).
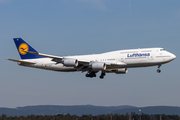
0,113 -> 180,120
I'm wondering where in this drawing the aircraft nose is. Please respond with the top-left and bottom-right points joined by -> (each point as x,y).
171,53 -> 176,60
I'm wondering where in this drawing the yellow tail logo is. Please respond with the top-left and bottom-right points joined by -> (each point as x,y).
18,43 -> 29,55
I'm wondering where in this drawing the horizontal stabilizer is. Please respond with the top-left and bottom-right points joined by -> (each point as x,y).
7,59 -> 35,64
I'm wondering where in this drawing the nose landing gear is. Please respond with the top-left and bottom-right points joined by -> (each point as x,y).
157,69 -> 161,73
157,65 -> 161,73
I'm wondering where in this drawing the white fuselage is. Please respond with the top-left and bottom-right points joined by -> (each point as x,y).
19,48 -> 176,72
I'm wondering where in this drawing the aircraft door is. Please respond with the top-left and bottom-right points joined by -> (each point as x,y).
150,53 -> 154,60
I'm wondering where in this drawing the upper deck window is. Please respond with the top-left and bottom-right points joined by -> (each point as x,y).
160,49 -> 166,51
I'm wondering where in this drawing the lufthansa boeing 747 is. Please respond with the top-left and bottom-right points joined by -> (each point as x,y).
7,38 -> 176,79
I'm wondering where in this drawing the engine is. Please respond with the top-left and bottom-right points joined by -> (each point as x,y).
63,58 -> 78,67
92,62 -> 106,70
114,68 -> 128,74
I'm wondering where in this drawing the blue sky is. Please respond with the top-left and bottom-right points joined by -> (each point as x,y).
0,0 -> 180,108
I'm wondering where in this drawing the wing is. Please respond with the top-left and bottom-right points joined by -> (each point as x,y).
26,51 -> 63,59
25,51 -> 126,71
26,51 -> 90,64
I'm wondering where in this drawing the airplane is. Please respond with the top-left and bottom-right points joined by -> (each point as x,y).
7,38 -> 176,79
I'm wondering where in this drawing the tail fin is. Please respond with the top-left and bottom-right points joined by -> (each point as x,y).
13,38 -> 44,59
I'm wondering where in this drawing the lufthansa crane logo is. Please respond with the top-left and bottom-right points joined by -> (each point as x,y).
18,43 -> 29,55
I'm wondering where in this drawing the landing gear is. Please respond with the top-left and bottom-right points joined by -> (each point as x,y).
85,71 -> 106,79
100,72 -> 105,79
157,65 -> 161,73
100,75 -> 104,79
85,71 -> 96,78
157,69 -> 161,73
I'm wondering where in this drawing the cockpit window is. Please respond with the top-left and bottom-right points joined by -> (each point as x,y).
160,49 -> 166,51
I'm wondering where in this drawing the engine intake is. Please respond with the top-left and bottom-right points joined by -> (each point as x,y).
92,62 -> 106,70
63,58 -> 78,67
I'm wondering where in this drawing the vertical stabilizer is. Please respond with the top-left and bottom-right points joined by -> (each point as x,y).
13,38 -> 44,59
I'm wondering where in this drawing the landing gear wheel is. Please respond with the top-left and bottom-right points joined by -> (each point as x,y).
157,64 -> 162,73
85,71 -> 97,78
100,76 -> 104,79
157,69 -> 161,73
86,74 -> 89,77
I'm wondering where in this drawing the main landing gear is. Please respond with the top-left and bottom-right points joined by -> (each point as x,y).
85,71 -> 106,79
157,65 -> 161,73
100,72 -> 105,79
85,71 -> 96,78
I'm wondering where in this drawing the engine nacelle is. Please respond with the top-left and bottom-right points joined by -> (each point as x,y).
63,58 -> 78,67
114,68 -> 128,74
92,62 -> 106,70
